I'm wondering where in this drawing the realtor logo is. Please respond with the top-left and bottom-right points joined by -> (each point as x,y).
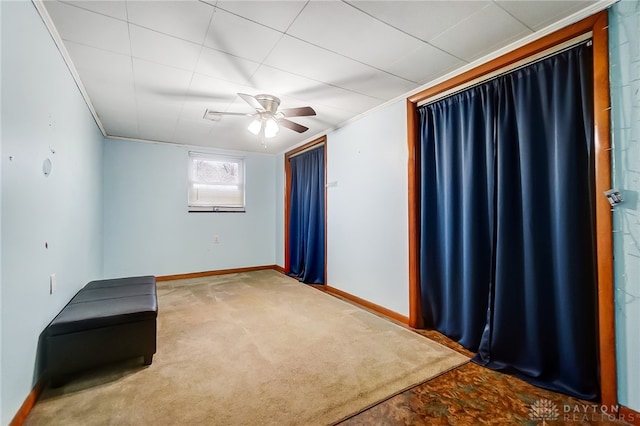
529,399 -> 559,425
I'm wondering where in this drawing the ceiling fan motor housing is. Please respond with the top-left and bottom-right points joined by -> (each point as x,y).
255,94 -> 281,114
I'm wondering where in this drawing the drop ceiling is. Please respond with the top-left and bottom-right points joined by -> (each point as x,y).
38,0 -> 610,154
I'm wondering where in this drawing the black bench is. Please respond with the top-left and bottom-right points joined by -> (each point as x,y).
46,276 -> 158,386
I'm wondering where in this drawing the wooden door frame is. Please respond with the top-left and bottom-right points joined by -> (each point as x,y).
284,136 -> 328,285
406,11 -> 616,405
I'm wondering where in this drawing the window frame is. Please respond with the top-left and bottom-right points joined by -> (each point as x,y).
187,151 -> 246,213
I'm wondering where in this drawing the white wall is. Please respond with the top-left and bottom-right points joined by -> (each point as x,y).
1,2 -> 104,424
103,139 -> 277,277
610,0 -> 640,412
326,100 -> 409,316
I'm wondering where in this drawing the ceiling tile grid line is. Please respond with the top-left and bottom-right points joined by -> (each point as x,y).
167,5 -> 218,142
491,0 -> 536,32
343,0 -> 470,64
124,2 -> 141,140
209,0 -> 428,85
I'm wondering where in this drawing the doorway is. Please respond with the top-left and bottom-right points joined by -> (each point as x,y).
284,136 -> 327,284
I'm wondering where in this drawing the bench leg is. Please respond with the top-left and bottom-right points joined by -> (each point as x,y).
143,354 -> 153,366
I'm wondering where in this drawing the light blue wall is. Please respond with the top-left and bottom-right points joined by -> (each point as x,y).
103,139 -> 277,277
0,1 -> 3,422
275,153 -> 285,268
1,1 -> 104,424
610,0 -> 640,412
326,100 -> 409,316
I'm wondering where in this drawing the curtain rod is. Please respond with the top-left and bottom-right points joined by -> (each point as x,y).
418,32 -> 592,108
287,142 -> 325,159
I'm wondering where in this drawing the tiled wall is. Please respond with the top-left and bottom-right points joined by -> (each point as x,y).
609,0 -> 640,411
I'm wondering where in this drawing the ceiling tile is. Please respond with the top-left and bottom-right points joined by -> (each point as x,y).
249,65 -> 383,113
98,108 -> 140,139
496,0 -> 599,30
44,1 -> 130,55
287,1 -> 426,73
223,96 -> 264,115
203,8 -> 284,63
195,47 -> 260,86
264,35 -> 365,85
385,44 -> 465,83
310,104 -> 358,128
347,69 -> 418,100
264,35 -> 415,100
132,58 -> 194,101
88,88 -> 136,120
136,94 -> 184,122
215,1 -> 307,32
64,41 -> 134,87
62,0 -> 128,20
346,1 -> 489,43
64,41 -> 137,124
179,73 -> 246,122
172,119 -> 216,146
136,99 -> 182,142
137,116 -> 178,143
204,120 -> 268,152
125,1 -> 214,44
430,3 -> 533,62
129,25 -> 202,71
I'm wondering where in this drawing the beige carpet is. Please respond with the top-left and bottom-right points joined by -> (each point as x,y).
26,270 -> 468,426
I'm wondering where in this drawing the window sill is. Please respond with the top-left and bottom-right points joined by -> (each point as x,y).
188,206 -> 246,213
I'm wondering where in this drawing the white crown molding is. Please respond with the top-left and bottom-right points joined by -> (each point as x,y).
105,135 -> 275,158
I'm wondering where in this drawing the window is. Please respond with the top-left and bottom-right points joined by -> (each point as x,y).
188,152 -> 245,212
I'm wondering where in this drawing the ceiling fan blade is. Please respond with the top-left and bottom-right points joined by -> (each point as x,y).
141,86 -> 233,103
278,118 -> 309,133
203,109 -> 253,121
279,106 -> 316,117
238,93 -> 264,112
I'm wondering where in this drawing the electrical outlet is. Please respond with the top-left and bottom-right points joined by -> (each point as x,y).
50,273 -> 56,294
213,235 -> 220,244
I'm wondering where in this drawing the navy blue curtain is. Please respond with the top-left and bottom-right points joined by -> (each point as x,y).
419,85 -> 496,350
419,43 -> 599,400
289,147 -> 325,284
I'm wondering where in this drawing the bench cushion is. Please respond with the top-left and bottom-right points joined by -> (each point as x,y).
84,275 -> 156,290
47,275 -> 158,336
71,283 -> 155,303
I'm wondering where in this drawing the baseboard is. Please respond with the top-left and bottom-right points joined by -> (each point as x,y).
267,270 -> 406,324
325,285 -> 409,325
10,377 -> 45,426
273,265 -> 286,274
620,406 -> 640,425
156,265 -> 281,281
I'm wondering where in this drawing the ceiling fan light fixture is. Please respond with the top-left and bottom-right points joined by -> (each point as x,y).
264,118 -> 279,138
248,118 -> 262,135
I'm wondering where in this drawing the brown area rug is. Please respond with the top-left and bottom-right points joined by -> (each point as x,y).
26,270 -> 468,426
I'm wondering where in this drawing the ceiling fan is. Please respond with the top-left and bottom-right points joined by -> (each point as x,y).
203,93 -> 316,141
